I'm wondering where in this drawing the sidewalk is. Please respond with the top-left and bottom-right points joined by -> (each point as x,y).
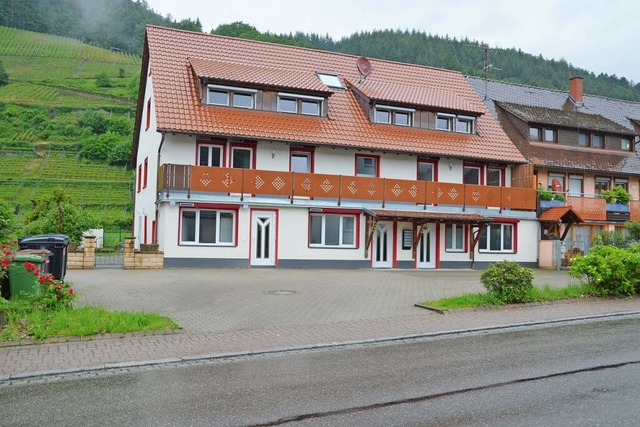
2,268 -> 640,380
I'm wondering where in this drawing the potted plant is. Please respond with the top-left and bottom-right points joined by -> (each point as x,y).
601,186 -> 632,212
537,187 -> 566,207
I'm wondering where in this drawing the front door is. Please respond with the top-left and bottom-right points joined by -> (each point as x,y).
417,223 -> 435,269
372,221 -> 393,268
251,210 -> 276,266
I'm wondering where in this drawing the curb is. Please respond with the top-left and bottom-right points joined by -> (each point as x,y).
2,310 -> 639,383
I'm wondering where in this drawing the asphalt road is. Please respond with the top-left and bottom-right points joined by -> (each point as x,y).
1,316 -> 639,426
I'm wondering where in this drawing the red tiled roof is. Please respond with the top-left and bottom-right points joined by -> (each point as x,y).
143,26 -> 526,163
538,206 -> 585,223
189,58 -> 332,94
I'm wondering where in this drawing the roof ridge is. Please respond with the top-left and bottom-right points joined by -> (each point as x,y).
466,75 -> 569,95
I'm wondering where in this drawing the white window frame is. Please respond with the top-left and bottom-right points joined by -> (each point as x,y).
198,144 -> 223,167
231,146 -> 254,169
309,213 -> 357,248
277,92 -> 323,116
436,113 -> 455,131
621,137 -> 631,151
356,155 -> 378,177
374,105 -> 414,126
479,223 -> 514,253
207,84 -> 256,109
180,209 -> 235,246
456,115 -> 475,134
291,151 -> 311,173
445,224 -> 465,252
437,113 -> 476,134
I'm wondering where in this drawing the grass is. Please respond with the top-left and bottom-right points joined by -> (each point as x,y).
0,297 -> 178,342
420,283 -> 591,310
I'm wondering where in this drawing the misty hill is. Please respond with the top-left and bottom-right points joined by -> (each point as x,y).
2,1 -> 639,101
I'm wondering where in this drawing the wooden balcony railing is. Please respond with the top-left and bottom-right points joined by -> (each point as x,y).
158,164 -> 537,211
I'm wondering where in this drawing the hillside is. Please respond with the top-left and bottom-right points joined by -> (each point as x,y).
0,25 -> 138,228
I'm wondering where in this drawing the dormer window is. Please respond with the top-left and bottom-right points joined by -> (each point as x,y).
207,84 -> 256,109
621,137 -> 631,151
374,105 -> 414,126
277,93 -> 323,116
437,113 -> 475,134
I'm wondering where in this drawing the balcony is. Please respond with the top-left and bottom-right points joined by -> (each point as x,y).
539,195 -> 640,222
158,164 -> 536,211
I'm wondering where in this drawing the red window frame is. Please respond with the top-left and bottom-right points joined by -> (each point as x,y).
137,164 -> 142,193
143,157 -> 148,189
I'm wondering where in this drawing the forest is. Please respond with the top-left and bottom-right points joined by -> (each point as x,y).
2,0 -> 639,101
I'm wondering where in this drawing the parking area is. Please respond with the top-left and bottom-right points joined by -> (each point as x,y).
68,268 -> 577,334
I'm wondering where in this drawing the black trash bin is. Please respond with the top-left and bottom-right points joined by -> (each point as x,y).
18,234 -> 69,281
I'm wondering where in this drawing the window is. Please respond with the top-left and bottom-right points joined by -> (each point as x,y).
487,167 -> 502,186
436,114 -> 454,131
207,85 -> 256,109
198,143 -> 223,167
143,157 -> 148,189
544,129 -> 556,142
317,72 -> 343,89
614,178 -> 629,191
594,177 -> 610,196
277,93 -> 323,116
591,134 -> 604,148
145,98 -> 151,131
374,105 -> 414,126
479,223 -> 514,252
437,113 -> 476,134
310,213 -> 356,247
417,159 -> 437,181
290,147 -> 314,173
578,132 -> 589,146
463,166 -> 481,185
230,142 -> 255,169
621,137 -> 631,151
356,155 -> 379,177
180,209 -> 235,245
456,116 -> 474,133
137,164 -> 142,193
529,127 -> 541,140
568,175 -> 583,196
445,224 -> 465,252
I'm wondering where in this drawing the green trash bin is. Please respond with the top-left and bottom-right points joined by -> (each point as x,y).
9,253 -> 48,299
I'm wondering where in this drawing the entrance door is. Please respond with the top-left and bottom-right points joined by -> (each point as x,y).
372,221 -> 393,268
251,211 -> 276,266
417,224 -> 435,269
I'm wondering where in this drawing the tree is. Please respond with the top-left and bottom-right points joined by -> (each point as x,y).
0,60 -> 8,86
23,188 -> 98,244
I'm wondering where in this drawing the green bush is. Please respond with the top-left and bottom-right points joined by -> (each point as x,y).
481,260 -> 534,303
569,244 -> 640,296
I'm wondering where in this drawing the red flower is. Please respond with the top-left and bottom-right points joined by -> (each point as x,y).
56,294 -> 61,299
34,268 -> 40,275
68,288 -> 74,295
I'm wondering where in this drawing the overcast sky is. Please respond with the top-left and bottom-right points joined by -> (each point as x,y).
145,0 -> 640,85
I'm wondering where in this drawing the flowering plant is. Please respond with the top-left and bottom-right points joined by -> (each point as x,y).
1,240 -> 18,282
39,273 -> 75,309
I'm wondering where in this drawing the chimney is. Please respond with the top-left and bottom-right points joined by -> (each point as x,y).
569,77 -> 584,104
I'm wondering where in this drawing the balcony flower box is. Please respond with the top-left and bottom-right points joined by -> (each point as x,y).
540,199 -> 566,209
606,202 -> 630,212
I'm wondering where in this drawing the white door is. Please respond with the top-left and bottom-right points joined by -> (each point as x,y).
417,224 -> 435,269
251,211 -> 276,266
372,221 -> 393,268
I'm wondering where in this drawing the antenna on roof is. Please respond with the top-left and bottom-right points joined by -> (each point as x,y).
356,56 -> 373,83
468,43 -> 500,100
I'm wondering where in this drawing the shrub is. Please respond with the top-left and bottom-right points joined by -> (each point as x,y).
569,244 -> 640,296
481,260 -> 534,303
625,221 -> 640,241
594,230 -> 630,248
95,72 -> 113,88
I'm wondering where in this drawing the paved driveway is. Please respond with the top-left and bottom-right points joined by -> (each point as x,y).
68,268 -> 577,334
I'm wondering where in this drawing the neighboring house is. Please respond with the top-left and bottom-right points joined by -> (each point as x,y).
468,76 -> 640,247
132,26 -> 537,269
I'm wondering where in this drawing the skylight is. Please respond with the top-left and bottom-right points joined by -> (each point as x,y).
317,72 -> 343,89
